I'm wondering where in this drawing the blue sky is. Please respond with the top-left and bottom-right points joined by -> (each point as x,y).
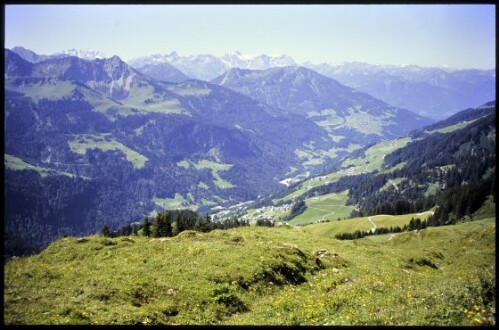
5,4 -> 496,69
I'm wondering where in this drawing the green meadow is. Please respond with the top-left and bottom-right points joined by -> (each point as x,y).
4,201 -> 495,325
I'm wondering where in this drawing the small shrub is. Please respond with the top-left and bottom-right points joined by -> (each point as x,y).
407,257 -> 438,269
229,235 -> 244,243
162,306 -> 179,317
89,288 -> 116,302
69,309 -> 91,324
130,286 -> 151,307
100,238 -> 117,246
212,285 -> 248,313
76,238 -> 89,243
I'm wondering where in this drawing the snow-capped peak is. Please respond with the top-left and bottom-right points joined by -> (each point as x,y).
59,48 -> 107,60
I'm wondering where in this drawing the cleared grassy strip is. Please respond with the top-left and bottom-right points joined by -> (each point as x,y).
4,154 -> 89,179
153,193 -> 199,212
334,107 -> 389,136
140,100 -> 188,115
302,211 -> 434,238
289,191 -> 356,226
167,87 -> 211,96
379,178 -> 406,192
177,160 -> 191,169
198,182 -> 209,189
68,134 -> 148,169
9,79 -> 76,102
275,137 -> 410,205
193,160 -> 235,189
212,173 -> 235,189
425,120 -> 477,134
275,170 -> 348,204
341,137 -> 411,172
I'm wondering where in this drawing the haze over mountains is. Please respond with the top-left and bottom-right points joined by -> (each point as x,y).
127,50 -> 297,81
304,61 -> 496,120
11,46 -> 495,120
4,46 -> 495,258
211,66 -> 430,144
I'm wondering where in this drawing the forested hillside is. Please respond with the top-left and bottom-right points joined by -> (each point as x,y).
4,49 -> 433,257
239,102 -> 495,227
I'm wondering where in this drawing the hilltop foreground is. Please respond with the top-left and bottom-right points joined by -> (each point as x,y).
4,204 -> 495,326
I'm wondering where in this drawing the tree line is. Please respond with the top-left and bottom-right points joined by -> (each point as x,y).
281,200 -> 307,221
100,208 -> 279,238
335,217 -> 427,240
426,173 -> 495,227
335,171 -> 494,240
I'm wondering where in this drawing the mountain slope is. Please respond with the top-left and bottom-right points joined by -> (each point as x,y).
128,52 -> 228,81
11,46 -> 54,63
128,51 -> 299,81
10,46 -> 106,62
410,101 -> 496,137
234,102 -> 495,226
212,66 -> 433,144
134,62 -> 191,83
4,51 -> 334,256
304,62 -> 496,120
5,49 -> 34,76
219,51 -> 297,70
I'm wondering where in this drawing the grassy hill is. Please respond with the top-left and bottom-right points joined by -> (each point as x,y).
4,206 -> 495,325
301,211 -> 434,238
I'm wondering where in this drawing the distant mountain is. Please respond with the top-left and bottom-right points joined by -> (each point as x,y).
10,46 -> 107,63
219,51 -> 297,70
5,49 -> 33,76
14,46 -> 493,117
128,51 -> 298,81
212,66 -> 433,144
11,46 -> 54,63
29,55 -> 141,99
135,62 -> 191,83
303,61 -> 496,120
128,52 -> 228,81
58,48 -> 107,60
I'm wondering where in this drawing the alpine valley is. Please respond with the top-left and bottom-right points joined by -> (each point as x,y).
4,48 -> 437,256
3,47 -> 496,326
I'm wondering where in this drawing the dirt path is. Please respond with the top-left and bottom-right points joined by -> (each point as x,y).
417,211 -> 435,216
367,216 -> 377,233
388,179 -> 399,191
367,214 -> 395,233
308,206 -> 335,213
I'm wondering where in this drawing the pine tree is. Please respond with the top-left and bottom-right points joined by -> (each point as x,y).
171,221 -> 180,236
143,217 -> 152,237
101,224 -> 110,237
132,224 -> 140,236
153,213 -> 173,237
161,215 -> 173,237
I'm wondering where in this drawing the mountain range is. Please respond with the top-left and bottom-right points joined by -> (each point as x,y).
303,61 -> 495,120
211,66 -> 430,144
127,51 -> 297,81
11,46 -> 106,62
3,46 -> 493,258
11,46 -> 495,120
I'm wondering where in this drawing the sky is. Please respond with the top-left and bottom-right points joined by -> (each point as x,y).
4,4 -> 496,69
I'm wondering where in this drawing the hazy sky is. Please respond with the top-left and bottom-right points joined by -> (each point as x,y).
5,4 -> 496,69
